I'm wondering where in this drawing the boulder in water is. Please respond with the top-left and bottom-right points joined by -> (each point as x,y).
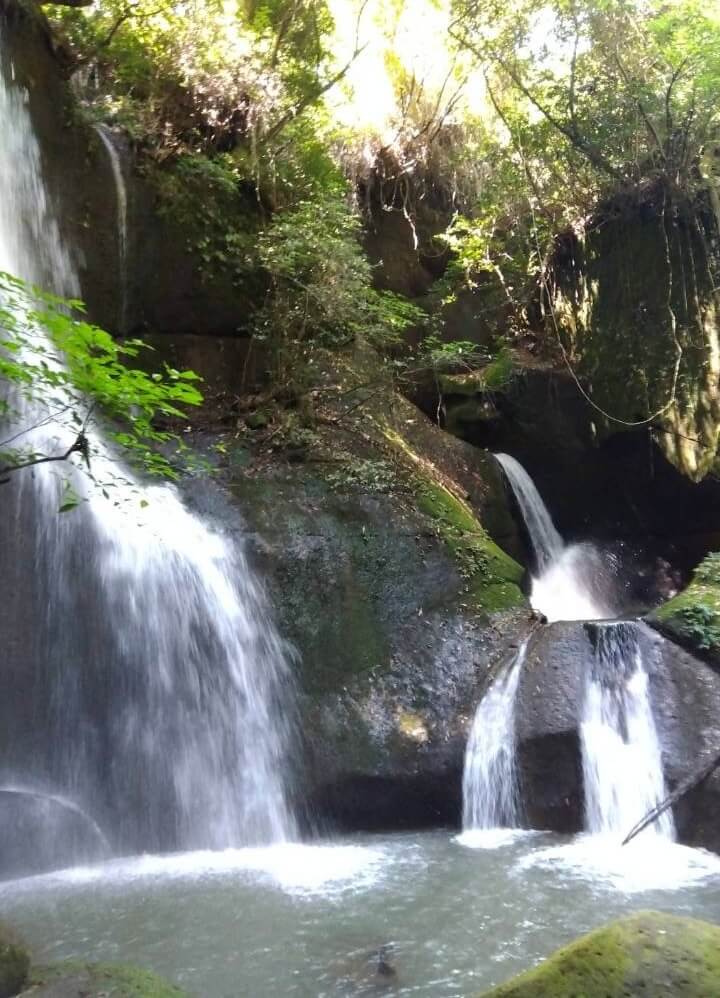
477,911 -> 720,997
18,961 -> 187,997
0,924 -> 29,998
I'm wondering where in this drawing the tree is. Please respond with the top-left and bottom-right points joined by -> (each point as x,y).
0,272 -> 202,488
253,193 -> 425,391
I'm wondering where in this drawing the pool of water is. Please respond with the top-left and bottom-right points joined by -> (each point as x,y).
2,830 -> 720,997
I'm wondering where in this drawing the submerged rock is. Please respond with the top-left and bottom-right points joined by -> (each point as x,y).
477,911 -> 720,997
0,924 -> 29,998
19,961 -> 187,997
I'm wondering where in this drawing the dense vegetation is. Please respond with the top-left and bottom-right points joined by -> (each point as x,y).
4,0 -> 720,483
49,0 -> 719,352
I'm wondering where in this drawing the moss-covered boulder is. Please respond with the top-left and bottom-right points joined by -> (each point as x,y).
651,551 -> 720,661
478,912 -> 720,997
0,924 -> 30,998
20,961 -> 187,997
551,181 -> 720,482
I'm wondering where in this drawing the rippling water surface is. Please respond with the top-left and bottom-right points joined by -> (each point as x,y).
3,830 -> 720,997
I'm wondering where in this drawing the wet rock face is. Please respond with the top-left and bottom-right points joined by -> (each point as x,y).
241,489 -> 529,832
514,621 -> 720,850
415,365 -> 720,583
477,911 -> 720,998
182,457 -> 532,834
2,0 -> 257,338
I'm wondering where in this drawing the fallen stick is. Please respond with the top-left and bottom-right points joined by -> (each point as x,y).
622,749 -> 720,846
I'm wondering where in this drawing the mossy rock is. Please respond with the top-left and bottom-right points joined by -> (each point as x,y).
0,923 -> 30,998
650,552 -> 720,658
416,480 -> 525,611
20,961 -> 188,997
478,911 -> 720,997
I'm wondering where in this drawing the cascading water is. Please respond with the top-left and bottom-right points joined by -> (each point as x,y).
494,455 -> 562,572
495,453 -> 615,622
94,124 -> 128,332
581,621 -> 673,840
461,641 -> 528,833
491,455 -> 673,847
0,29 -> 296,876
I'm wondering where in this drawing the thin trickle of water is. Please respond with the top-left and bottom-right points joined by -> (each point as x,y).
462,641 -> 528,831
495,454 -> 563,572
94,124 -> 128,332
581,622 -> 673,840
495,454 -> 614,622
0,29 -> 296,874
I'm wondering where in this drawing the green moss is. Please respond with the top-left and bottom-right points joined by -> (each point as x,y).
28,961 -> 187,997
0,924 -> 29,998
479,911 -> 720,998
437,349 -> 514,397
417,480 -> 524,611
652,552 -> 720,654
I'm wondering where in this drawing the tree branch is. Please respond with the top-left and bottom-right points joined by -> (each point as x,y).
261,0 -> 370,146
449,23 -> 622,179
0,430 -> 89,483
612,48 -> 666,161
622,749 -> 720,845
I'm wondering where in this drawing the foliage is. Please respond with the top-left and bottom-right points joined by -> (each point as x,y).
150,152 -> 260,281
253,193 -> 425,389
51,1 -> 348,165
693,551 -> 720,586
438,0 -> 720,326
0,272 -> 202,483
674,604 -> 720,651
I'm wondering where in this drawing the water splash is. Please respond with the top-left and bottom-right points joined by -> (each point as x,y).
461,641 -> 528,833
0,29 -> 297,873
495,454 -> 614,622
581,621 -> 673,840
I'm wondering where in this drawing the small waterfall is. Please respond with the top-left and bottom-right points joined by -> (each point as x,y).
0,28 -> 296,873
495,454 -> 563,572
581,621 -> 673,840
462,641 -> 528,831
495,453 -> 615,622
94,124 -> 128,332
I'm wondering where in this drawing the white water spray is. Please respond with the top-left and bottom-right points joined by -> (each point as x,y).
0,31 -> 296,873
461,641 -> 528,832
94,124 -> 128,331
495,453 -> 614,622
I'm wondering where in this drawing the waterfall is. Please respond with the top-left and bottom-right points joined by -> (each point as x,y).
0,29 -> 296,874
94,124 -> 128,332
461,641 -> 528,832
581,622 -> 673,840
495,453 -> 615,622
494,454 -> 563,572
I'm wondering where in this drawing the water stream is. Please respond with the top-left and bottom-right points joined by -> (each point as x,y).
495,453 -> 615,622
581,621 -> 673,840
461,641 -> 527,837
0,28 -> 296,876
94,124 -> 128,332
465,455 -> 672,847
